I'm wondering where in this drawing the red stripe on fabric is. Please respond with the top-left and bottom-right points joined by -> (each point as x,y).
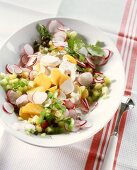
124,6 -> 137,70
117,0 -> 132,52
85,129 -> 103,170
85,1 -> 132,170
95,122 -> 111,170
113,30 -> 137,170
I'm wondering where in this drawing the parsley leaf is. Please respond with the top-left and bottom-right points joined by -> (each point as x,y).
36,24 -> 52,39
87,41 -> 105,57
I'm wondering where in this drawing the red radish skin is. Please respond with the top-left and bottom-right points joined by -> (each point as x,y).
81,98 -> 90,110
21,54 -> 29,65
5,64 -> 14,74
32,92 -> 47,104
76,60 -> 86,68
86,57 -> 96,69
2,102 -> 14,114
63,99 -> 75,109
6,90 -> 20,105
26,57 -> 37,67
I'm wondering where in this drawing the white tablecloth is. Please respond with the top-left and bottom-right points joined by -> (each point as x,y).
0,0 -> 137,170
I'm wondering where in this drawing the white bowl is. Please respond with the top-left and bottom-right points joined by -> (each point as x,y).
0,18 -> 125,147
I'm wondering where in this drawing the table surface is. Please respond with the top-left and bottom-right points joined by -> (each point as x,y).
0,0 -> 137,170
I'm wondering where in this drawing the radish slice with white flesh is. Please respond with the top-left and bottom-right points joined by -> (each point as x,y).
24,44 -> 34,55
58,26 -> 70,32
29,70 -> 38,80
26,56 -> 37,67
6,90 -> 20,105
40,54 -> 60,67
86,57 -> 96,69
81,98 -> 90,110
76,60 -> 86,68
48,20 -> 63,33
63,99 -> 75,109
13,65 -> 22,74
16,94 -> 29,107
32,92 -> 47,104
21,67 -> 31,73
78,72 -> 93,86
53,41 -> 68,47
21,54 -> 29,65
3,102 -> 14,114
79,47 -> 88,56
75,119 -> 87,127
53,31 -> 67,41
64,109 -> 69,117
5,64 -> 14,74
60,79 -> 74,95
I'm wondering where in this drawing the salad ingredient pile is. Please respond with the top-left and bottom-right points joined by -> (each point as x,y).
0,20 -> 112,136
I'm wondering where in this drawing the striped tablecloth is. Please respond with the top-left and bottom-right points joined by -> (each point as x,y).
0,0 -> 137,170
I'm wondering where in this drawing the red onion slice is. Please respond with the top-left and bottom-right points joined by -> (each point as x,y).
3,102 -> 14,114
86,57 -> 96,69
81,98 -> 90,110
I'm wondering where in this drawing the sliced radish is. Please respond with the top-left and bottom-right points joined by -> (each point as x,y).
48,20 -> 63,33
63,99 -> 75,109
26,56 -> 37,67
13,64 -> 22,74
60,78 -> 74,95
16,94 -> 29,107
81,98 -> 90,110
32,92 -> 47,104
21,54 -> 29,65
93,78 -> 104,83
53,31 -> 67,41
40,54 -> 60,67
69,109 -> 77,119
75,119 -> 87,127
24,44 -> 34,55
86,57 -> 96,69
6,90 -> 20,105
5,64 -> 14,74
29,70 -> 38,80
21,67 -> 31,73
3,102 -> 14,114
53,41 -> 68,47
79,47 -> 88,56
58,26 -> 70,32
78,72 -> 93,86
76,60 -> 86,68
